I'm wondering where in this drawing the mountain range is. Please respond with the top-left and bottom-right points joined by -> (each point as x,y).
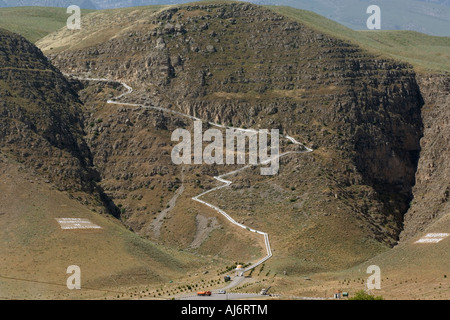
1,0 -> 449,36
0,1 -> 449,300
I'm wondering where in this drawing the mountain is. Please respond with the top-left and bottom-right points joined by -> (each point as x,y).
267,6 -> 450,73
265,6 -> 450,244
0,7 -> 96,43
248,0 -> 450,37
2,1 -> 449,299
93,0 -> 192,9
37,2 -> 428,272
1,0 -> 97,9
1,0 -> 449,36
0,27 -> 202,299
2,4 -> 448,73
2,0 -> 449,36
419,0 -> 450,5
0,28 -> 99,199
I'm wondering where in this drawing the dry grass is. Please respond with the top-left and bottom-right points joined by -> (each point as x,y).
0,152 -> 201,299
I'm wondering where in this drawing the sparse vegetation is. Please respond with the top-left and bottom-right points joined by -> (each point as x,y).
348,290 -> 384,300
0,1 -> 448,301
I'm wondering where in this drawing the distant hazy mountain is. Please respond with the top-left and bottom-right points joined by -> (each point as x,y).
93,0 -> 192,9
247,0 -> 450,36
0,0 -> 187,9
1,0 -> 449,36
419,0 -> 450,5
2,0 -> 97,9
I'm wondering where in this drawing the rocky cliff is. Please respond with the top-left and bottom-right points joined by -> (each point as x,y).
400,73 -> 450,240
42,3 -> 426,255
0,28 -> 117,215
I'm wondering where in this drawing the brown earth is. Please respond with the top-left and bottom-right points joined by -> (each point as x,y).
0,2 -> 448,300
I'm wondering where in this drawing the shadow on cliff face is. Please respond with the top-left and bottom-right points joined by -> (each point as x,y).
351,71 -> 424,245
42,3 -> 429,247
399,73 -> 450,242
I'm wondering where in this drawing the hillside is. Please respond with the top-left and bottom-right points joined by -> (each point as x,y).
257,211 -> 449,300
267,5 -> 450,73
256,0 -> 450,37
0,7 -> 95,43
35,2 -> 428,274
400,74 -> 450,241
0,27 -> 207,299
2,1 -> 449,299
0,27 -> 108,208
2,4 -> 448,73
2,0 -> 450,36
0,153 -> 198,299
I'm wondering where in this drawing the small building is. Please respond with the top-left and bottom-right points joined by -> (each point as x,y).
333,290 -> 342,299
235,265 -> 245,277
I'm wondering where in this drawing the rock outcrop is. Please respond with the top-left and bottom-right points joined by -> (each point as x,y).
45,3 -> 426,247
400,73 -> 450,240
0,28 -> 118,216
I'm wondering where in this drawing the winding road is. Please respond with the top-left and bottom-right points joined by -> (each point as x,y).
70,74 -> 313,277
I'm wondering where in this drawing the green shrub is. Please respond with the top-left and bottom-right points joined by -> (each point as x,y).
349,290 -> 384,300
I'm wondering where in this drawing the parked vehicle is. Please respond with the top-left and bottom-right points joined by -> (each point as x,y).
260,286 -> 271,295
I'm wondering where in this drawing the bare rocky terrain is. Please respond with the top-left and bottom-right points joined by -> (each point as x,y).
46,4 -> 425,249
0,28 -> 117,215
0,2 -> 448,299
401,74 -> 450,241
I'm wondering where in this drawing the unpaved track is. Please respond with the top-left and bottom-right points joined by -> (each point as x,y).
70,75 -> 313,277
150,171 -> 185,238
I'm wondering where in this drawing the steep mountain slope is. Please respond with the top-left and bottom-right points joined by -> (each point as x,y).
400,74 -> 450,241
267,6 -> 450,73
0,28 -> 204,299
34,2 -> 428,275
0,28 -> 113,212
267,4 -> 450,255
3,5 -> 447,72
70,78 -> 265,262
1,1 -> 447,300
